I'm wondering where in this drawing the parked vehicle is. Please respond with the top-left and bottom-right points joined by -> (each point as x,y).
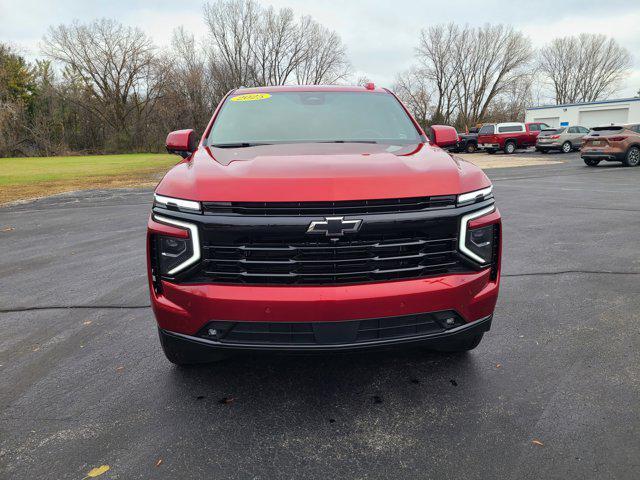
453,128 -> 479,153
148,84 -> 502,365
478,122 -> 550,154
581,124 -> 640,167
536,126 -> 590,153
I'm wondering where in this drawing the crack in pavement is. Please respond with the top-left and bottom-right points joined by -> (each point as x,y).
0,305 -> 151,313
503,270 -> 640,277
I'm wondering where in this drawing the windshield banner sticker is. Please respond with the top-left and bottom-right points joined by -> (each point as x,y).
231,93 -> 272,102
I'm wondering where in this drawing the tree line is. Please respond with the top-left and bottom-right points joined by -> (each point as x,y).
0,0 -> 634,157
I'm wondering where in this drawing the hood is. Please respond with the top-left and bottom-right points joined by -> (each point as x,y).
156,142 -> 490,202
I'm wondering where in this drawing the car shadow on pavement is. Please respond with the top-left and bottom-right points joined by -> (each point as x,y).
158,348 -> 486,436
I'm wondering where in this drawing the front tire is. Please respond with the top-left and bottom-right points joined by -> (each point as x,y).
503,141 -> 516,154
561,141 -> 572,153
465,142 -> 477,154
434,333 -> 484,353
623,146 -> 640,167
583,158 -> 601,167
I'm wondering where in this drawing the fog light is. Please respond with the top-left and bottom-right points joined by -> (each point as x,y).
444,317 -> 456,328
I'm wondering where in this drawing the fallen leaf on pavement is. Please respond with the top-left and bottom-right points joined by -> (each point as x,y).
496,363 -> 502,369
115,366 -> 125,372
83,320 -> 93,326
87,465 -> 110,477
219,396 -> 235,405
155,458 -> 163,467
532,439 -> 544,447
1,226 -> 15,232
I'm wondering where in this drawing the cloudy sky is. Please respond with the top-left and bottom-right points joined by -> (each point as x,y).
1,0 -> 639,101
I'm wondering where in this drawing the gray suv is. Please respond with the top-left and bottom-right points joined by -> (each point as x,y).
536,126 -> 589,153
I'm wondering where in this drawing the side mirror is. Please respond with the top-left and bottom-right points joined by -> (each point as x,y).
166,129 -> 197,158
429,125 -> 458,148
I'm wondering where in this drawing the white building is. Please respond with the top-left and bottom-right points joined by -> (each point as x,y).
525,97 -> 640,129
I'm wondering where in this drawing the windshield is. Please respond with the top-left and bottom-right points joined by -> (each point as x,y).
207,91 -> 422,146
590,126 -> 624,135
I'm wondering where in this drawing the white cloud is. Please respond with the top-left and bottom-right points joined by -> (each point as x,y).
1,0 -> 638,96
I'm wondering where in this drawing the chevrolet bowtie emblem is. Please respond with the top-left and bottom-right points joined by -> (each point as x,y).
306,216 -> 362,237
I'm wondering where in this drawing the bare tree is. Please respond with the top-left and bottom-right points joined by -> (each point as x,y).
294,17 -> 350,85
539,34 -> 632,104
203,0 -> 260,91
416,24 -> 459,124
452,24 -> 531,129
393,67 -> 432,128
203,0 -> 349,88
252,7 -> 306,85
42,19 -> 165,148
483,75 -> 534,123
168,27 -> 216,130
415,23 -> 531,128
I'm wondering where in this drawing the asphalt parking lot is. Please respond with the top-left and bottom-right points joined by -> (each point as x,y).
1,151 -> 639,479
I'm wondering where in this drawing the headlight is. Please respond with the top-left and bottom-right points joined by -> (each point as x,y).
465,225 -> 494,263
457,186 -> 493,206
154,194 -> 201,213
459,205 -> 496,264
153,215 -> 201,275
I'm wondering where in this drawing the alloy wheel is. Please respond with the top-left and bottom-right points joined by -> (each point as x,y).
505,142 -> 515,154
626,147 -> 640,167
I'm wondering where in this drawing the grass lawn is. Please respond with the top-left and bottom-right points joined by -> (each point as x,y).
0,153 -> 179,204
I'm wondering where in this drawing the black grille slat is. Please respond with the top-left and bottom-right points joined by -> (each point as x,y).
199,261 -> 459,284
204,251 -> 452,265
203,196 -> 457,216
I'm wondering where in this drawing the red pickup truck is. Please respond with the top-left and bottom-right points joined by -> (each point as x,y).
478,122 -> 550,154
148,85 -> 501,365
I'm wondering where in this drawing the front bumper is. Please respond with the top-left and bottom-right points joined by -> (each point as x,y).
151,267 -> 499,338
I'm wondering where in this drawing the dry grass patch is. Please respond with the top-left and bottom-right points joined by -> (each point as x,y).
461,153 -> 564,169
0,153 -> 178,204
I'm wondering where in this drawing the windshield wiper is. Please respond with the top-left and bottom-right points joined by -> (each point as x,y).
211,142 -> 272,148
319,140 -> 378,144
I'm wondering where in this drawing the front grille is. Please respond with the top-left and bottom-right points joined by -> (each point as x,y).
197,227 -> 463,285
197,311 -> 465,346
202,196 -> 457,216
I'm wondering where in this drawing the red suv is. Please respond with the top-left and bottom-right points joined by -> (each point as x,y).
478,122 -> 549,154
148,85 -> 501,365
